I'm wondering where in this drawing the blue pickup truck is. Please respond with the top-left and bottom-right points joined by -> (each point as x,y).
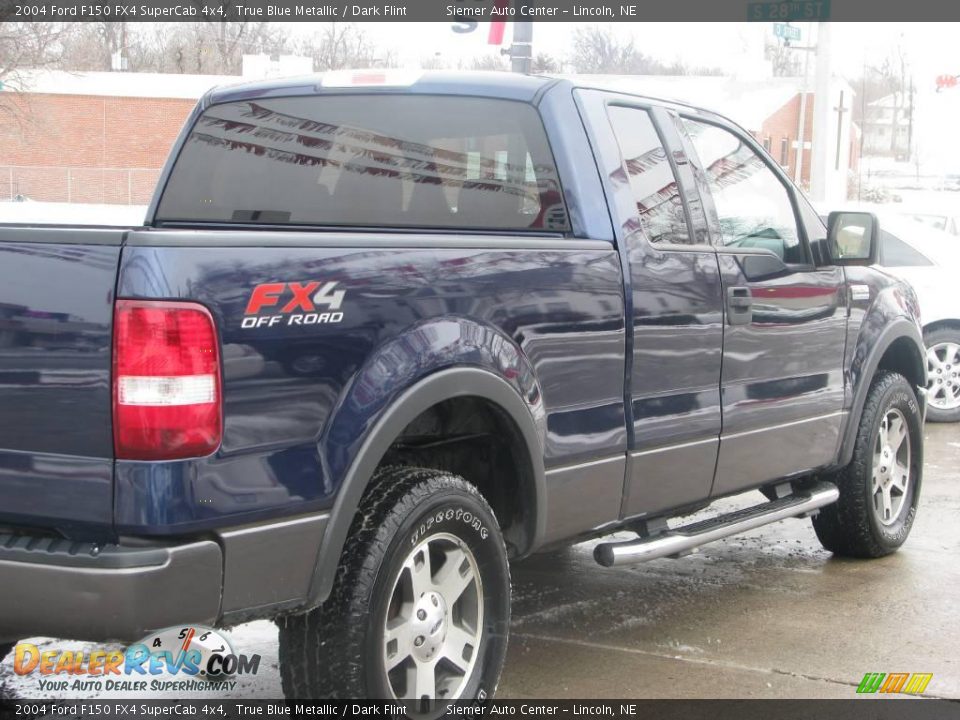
0,71 -> 927,702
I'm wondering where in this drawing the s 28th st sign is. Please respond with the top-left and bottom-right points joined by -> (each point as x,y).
748,0 -> 830,20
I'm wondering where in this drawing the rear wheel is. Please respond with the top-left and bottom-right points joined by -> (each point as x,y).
812,371 -> 922,557
925,326 -> 960,422
278,466 -> 510,704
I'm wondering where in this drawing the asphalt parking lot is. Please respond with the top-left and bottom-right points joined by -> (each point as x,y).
3,423 -> 958,701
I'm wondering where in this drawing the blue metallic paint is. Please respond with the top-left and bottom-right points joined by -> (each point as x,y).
0,236 -> 120,535
113,237 -> 625,533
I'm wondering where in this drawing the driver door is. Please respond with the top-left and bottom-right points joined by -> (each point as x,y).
679,117 -> 848,496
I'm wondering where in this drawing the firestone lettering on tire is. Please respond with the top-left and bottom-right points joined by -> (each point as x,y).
411,507 -> 490,546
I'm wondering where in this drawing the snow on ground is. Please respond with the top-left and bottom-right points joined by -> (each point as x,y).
0,202 -> 147,227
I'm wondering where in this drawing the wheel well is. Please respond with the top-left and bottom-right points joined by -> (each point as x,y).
378,396 -> 536,558
876,335 -> 926,392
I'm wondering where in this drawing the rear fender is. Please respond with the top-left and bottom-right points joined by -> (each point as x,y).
306,317 -> 546,606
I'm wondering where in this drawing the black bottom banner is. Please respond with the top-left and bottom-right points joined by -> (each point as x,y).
2,700 -> 960,720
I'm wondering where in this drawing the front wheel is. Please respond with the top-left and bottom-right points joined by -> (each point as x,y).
925,326 -> 960,422
812,371 -> 923,558
279,467 -> 510,705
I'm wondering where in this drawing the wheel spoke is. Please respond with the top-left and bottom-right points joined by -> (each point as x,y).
946,343 -> 960,364
880,488 -> 893,522
894,461 -> 910,491
441,625 -> 478,674
927,347 -> 944,371
385,618 -> 411,671
408,546 -> 433,599
889,415 -> 907,452
433,546 -> 475,604
407,660 -> 436,701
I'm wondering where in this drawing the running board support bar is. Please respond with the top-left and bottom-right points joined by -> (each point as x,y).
594,481 -> 839,568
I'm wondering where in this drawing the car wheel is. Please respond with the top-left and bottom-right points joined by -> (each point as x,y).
924,326 -> 960,422
812,371 -> 922,558
278,466 -> 510,706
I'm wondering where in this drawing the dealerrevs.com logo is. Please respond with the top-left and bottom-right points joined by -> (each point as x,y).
12,626 -> 261,694
242,281 -> 346,328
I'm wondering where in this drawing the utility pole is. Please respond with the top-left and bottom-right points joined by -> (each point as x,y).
510,20 -> 533,73
507,0 -> 533,74
794,22 -> 813,187
810,21 -> 832,202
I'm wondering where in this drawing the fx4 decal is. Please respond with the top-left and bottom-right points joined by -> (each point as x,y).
242,281 -> 345,328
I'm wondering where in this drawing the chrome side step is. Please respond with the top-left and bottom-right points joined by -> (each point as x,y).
594,481 -> 839,568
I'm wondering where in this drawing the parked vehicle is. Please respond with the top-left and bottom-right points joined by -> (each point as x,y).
821,207 -> 960,422
0,72 -> 928,702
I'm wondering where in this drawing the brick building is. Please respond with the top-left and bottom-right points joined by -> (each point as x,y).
0,71 -> 235,205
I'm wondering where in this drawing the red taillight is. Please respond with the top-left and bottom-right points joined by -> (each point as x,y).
113,299 -> 222,461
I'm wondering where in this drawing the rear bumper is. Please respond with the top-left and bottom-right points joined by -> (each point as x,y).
0,512 -> 329,643
0,534 -> 222,643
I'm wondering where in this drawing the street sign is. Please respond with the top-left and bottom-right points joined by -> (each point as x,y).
748,1 -> 830,21
774,23 -> 802,41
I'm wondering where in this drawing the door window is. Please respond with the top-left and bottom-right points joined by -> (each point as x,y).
682,119 -> 806,264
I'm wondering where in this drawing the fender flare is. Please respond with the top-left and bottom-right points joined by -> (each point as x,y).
837,317 -> 926,467
305,367 -> 546,606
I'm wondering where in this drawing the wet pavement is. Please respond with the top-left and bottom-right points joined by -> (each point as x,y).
500,422 -> 960,699
3,424 -> 958,700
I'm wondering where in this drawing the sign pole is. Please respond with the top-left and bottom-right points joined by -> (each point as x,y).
511,20 -> 534,73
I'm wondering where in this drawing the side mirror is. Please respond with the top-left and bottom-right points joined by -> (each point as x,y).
827,211 -> 879,265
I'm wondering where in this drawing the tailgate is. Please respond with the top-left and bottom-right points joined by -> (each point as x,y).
0,226 -> 124,535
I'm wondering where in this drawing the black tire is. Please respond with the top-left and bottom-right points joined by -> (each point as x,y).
278,466 -> 510,704
812,371 -> 923,558
924,326 -> 960,423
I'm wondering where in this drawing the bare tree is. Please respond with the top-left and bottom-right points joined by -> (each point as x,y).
531,53 -> 561,74
765,38 -> 801,77
0,22 -> 72,127
470,54 -> 509,71
295,23 -> 393,71
569,25 -> 719,76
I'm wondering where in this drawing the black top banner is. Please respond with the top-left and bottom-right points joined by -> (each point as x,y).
3,0 -> 960,22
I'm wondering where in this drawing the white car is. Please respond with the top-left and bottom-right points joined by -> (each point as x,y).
821,205 -> 960,421
897,209 -> 960,237
840,211 -> 960,421
874,216 -> 960,421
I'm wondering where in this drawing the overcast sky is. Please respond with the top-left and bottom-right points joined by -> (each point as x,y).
276,22 -> 958,88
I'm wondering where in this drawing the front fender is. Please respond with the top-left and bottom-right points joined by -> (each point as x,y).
306,317 -> 547,605
838,279 -> 925,467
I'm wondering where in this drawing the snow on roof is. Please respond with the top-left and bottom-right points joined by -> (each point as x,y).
569,74 -> 852,132
869,92 -> 912,109
1,69 -> 245,100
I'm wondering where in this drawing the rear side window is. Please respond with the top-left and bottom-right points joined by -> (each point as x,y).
156,95 -> 568,232
606,105 -> 691,245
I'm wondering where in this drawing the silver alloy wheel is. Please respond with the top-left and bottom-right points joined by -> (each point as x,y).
927,341 -> 960,410
872,408 -> 911,526
382,532 -> 483,703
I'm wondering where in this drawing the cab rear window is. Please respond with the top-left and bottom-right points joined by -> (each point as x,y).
155,95 -> 569,232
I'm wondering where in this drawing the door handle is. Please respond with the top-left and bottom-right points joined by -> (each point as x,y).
727,286 -> 753,325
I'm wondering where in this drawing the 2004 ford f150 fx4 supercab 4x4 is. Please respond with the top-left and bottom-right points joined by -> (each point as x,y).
0,71 -> 928,703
